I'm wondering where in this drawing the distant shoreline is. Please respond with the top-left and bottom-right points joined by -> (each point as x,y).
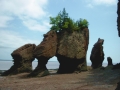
0,60 -> 117,71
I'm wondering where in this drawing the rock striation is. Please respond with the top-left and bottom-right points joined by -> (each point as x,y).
2,44 -> 36,76
90,38 -> 104,69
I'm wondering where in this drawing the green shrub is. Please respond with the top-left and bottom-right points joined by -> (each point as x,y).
77,18 -> 89,29
50,8 -> 89,32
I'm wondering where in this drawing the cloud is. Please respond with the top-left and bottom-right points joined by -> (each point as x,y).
0,15 -> 13,28
0,0 -> 48,18
22,19 -> 50,32
0,0 -> 50,32
0,30 -> 40,49
86,0 -> 117,8
94,0 -> 117,5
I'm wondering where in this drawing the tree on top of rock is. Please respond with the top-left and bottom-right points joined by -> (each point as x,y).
49,8 -> 89,32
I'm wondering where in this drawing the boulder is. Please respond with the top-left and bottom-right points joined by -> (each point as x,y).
28,30 -> 57,77
1,44 -> 36,76
90,38 -> 104,69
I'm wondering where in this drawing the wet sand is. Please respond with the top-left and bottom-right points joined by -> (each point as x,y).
0,67 -> 120,90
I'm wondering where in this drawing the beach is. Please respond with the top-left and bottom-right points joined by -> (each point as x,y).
0,66 -> 120,90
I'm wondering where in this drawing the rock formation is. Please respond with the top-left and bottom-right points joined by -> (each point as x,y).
107,57 -> 113,66
113,63 -> 120,69
115,1 -> 120,89
117,0 -> 120,37
2,27 -> 89,77
90,38 -> 104,69
57,28 -> 89,73
2,44 -> 36,76
28,28 -> 89,76
116,1 -> 120,86
28,30 -> 58,77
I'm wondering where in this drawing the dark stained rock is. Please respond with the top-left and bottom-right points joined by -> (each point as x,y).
107,57 -> 113,66
57,54 -> 85,74
90,38 -> 104,69
115,81 -> 120,90
1,44 -> 36,76
57,28 -> 89,73
113,63 -> 120,69
115,2 -> 120,89
117,0 -> 120,37
28,30 -> 57,77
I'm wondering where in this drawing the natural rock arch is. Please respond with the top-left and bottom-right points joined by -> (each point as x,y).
46,56 -> 59,69
2,28 -> 89,77
28,28 -> 89,77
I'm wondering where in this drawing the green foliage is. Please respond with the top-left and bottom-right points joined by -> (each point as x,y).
49,8 -> 89,32
50,15 -> 61,32
77,19 -> 89,29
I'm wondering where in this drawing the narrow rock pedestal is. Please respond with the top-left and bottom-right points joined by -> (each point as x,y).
90,38 -> 104,69
28,56 -> 49,77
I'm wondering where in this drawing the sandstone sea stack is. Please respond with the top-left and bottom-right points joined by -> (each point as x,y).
28,8 -> 89,77
56,28 -> 89,73
90,38 -> 104,69
2,44 -> 36,76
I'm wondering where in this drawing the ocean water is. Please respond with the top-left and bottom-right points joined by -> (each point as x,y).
0,60 -> 108,70
0,61 -> 60,70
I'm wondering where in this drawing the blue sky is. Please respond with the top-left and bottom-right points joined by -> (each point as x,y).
0,0 -> 119,64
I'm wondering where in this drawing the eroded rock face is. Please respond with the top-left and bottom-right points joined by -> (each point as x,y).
2,44 -> 36,76
90,38 -> 104,69
117,0 -> 120,37
57,28 -> 89,73
28,30 -> 57,77
33,30 -> 57,58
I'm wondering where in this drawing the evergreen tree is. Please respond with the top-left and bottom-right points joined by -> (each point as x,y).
49,8 -> 89,33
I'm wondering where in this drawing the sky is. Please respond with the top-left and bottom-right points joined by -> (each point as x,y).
0,0 -> 119,64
